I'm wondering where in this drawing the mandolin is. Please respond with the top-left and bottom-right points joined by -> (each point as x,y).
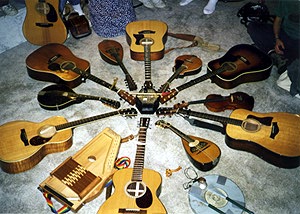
22,0 -> 68,46
125,20 -> 168,61
0,108 -> 137,174
160,44 -> 273,104
135,38 -> 160,114
98,40 -> 137,91
155,120 -> 221,171
26,43 -> 136,105
207,44 -> 273,89
156,107 -> 300,169
37,84 -> 121,110
157,55 -> 202,93
97,117 -> 167,214
174,92 -> 254,112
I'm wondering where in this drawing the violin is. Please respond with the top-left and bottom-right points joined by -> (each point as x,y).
174,92 -> 254,112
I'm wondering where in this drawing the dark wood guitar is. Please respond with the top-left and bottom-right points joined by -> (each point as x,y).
155,120 -> 221,171
26,43 -> 136,105
37,84 -> 121,110
157,55 -> 202,93
174,92 -> 254,112
125,20 -> 168,61
0,108 -> 137,174
97,117 -> 167,214
156,107 -> 300,169
22,0 -> 68,45
135,38 -> 160,114
207,44 -> 273,89
160,44 -> 273,104
98,40 -> 137,91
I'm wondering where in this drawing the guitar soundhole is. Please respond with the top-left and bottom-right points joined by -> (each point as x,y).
61,61 -> 76,71
36,3 -> 50,15
241,119 -> 260,132
125,181 -> 146,198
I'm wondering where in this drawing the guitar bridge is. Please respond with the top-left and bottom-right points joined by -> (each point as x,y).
118,208 -> 147,214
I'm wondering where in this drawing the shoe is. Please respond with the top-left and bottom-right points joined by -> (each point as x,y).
1,3 -> 18,16
295,94 -> 300,99
153,0 -> 166,8
276,70 -> 291,92
140,0 -> 155,8
268,50 -> 288,74
180,0 -> 194,6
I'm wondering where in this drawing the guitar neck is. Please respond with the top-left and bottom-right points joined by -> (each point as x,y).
178,109 -> 242,126
166,124 -> 194,144
143,38 -> 154,89
132,118 -> 149,182
158,66 -> 186,93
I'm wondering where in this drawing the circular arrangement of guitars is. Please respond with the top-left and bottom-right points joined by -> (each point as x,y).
2,18 -> 300,214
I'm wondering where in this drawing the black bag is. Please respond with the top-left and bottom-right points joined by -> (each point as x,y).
237,2 -> 275,26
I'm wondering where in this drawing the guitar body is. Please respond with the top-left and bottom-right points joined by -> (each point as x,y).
126,20 -> 168,61
181,135 -> 221,171
226,109 -> 300,168
0,116 -> 72,173
22,0 -> 68,45
98,168 -> 167,214
207,44 -> 273,89
98,39 -> 123,65
174,55 -> 202,78
26,43 -> 90,88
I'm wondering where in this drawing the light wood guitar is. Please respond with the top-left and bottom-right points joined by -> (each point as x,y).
155,120 -> 221,171
0,108 -> 137,174
97,117 -> 167,214
126,20 -> 168,61
156,107 -> 300,169
22,0 -> 68,45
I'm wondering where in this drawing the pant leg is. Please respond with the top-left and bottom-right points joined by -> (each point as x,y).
247,22 -> 275,54
0,0 -> 9,7
287,58 -> 300,96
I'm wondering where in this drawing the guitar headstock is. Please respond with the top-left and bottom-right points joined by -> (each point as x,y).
101,97 -> 121,109
118,108 -> 138,117
117,90 -> 136,105
156,107 -> 177,117
173,101 -> 189,109
159,89 -> 178,104
155,120 -> 171,129
139,117 -> 150,128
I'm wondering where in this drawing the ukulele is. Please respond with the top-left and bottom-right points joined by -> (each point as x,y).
26,43 -> 136,105
174,92 -> 254,112
156,107 -> 300,169
97,117 -> 167,214
98,40 -> 137,91
207,44 -> 273,89
157,55 -> 202,93
160,43 -> 272,104
22,0 -> 68,45
135,38 -> 161,114
39,128 -> 122,212
37,84 -> 121,110
155,120 -> 221,171
125,20 -> 168,61
0,108 -> 137,174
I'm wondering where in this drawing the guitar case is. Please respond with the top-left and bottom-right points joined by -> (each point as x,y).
89,0 -> 136,37
67,12 -> 91,39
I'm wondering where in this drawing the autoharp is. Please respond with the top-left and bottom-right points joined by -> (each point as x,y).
39,128 -> 122,212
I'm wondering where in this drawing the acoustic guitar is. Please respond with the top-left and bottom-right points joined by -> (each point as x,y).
155,120 -> 221,171
37,84 -> 121,110
22,0 -> 68,45
156,107 -> 300,169
26,43 -> 136,105
207,44 -> 273,89
0,108 -> 137,174
125,20 -> 168,61
160,44 -> 273,104
98,40 -> 137,91
97,117 -> 167,214
157,55 -> 202,93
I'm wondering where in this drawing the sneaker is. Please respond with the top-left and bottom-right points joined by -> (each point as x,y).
180,0 -> 194,6
268,50 -> 288,74
140,0 -> 155,8
295,94 -> 300,99
153,0 -> 166,8
1,3 -> 18,16
276,70 -> 291,92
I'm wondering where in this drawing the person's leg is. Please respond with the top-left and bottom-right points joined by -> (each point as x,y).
0,0 -> 9,7
203,0 -> 218,14
68,0 -> 84,15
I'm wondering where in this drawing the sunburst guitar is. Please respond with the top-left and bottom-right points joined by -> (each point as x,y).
97,117 -> 167,214
125,20 -> 168,61
155,120 -> 221,171
22,0 -> 68,45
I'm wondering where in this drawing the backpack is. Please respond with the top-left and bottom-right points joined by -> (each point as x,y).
237,2 -> 275,26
